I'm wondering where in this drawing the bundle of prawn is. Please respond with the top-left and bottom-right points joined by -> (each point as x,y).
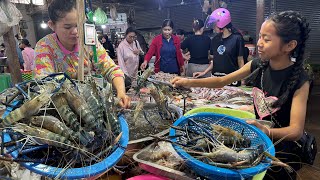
168,113 -> 288,179
0,73 -> 122,168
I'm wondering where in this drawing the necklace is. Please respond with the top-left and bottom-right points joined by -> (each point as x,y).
260,69 -> 282,128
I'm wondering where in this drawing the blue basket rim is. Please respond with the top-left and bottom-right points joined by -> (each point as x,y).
169,112 -> 275,178
2,110 -> 129,179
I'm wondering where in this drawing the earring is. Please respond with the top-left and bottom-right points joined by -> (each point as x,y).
291,51 -> 298,62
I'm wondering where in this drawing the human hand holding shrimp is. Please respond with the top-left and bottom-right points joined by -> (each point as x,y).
171,77 -> 191,88
117,93 -> 131,109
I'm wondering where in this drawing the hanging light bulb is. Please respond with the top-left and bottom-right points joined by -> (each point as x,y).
40,21 -> 48,29
93,16 -> 97,22
101,25 -> 106,29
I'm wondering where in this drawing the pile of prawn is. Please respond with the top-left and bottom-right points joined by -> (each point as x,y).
169,118 -> 290,171
189,86 -> 253,105
0,73 -> 121,169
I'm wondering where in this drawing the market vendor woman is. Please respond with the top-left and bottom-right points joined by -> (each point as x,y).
33,0 -> 130,108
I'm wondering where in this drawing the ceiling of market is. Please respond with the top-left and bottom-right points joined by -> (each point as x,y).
28,0 -> 203,16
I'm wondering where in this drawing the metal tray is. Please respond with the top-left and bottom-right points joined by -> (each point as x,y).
133,142 -> 196,180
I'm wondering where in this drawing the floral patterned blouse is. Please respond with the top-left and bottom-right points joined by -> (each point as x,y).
34,33 -> 124,81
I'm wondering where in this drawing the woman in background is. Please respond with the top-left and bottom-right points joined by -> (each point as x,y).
100,34 -> 115,59
117,27 -> 143,90
181,19 -> 211,78
194,8 -> 245,86
20,39 -> 35,71
140,19 -> 184,75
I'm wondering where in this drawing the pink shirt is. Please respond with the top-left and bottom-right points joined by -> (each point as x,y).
22,47 -> 35,71
117,39 -> 142,78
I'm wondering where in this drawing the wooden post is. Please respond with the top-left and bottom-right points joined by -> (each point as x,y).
3,28 -> 22,84
76,0 -> 85,81
256,0 -> 265,42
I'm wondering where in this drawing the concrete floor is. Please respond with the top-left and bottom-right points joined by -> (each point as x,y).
297,85 -> 320,179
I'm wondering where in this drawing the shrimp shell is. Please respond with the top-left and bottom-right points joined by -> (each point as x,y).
30,116 -> 92,146
64,89 -> 102,132
13,123 -> 75,149
0,93 -> 51,127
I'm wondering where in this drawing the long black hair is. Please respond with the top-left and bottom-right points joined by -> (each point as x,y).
48,0 -> 76,23
162,19 -> 174,29
246,11 -> 310,107
192,19 -> 205,32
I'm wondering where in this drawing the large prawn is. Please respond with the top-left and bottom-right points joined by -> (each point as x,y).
64,88 -> 103,133
51,93 -> 93,144
0,92 -> 51,127
30,116 -> 92,146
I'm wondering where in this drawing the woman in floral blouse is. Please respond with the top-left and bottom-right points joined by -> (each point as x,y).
34,0 -> 130,108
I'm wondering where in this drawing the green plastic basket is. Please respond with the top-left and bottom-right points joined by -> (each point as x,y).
0,73 -> 12,92
184,106 -> 266,180
184,106 -> 255,119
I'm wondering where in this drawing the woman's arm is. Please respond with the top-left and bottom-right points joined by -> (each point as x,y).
249,81 -> 310,141
172,60 -> 252,88
136,41 -> 144,54
33,42 -> 56,78
237,56 -> 244,68
96,41 -> 130,108
96,41 -> 124,82
175,39 -> 184,71
143,37 -> 157,63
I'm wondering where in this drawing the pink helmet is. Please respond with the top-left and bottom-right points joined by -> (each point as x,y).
205,8 -> 231,29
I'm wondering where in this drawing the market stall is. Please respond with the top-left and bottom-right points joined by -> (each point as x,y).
0,0 -> 318,180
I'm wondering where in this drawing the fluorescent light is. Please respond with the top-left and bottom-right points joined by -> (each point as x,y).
40,21 -> 48,29
101,25 -> 106,29
10,0 -> 44,5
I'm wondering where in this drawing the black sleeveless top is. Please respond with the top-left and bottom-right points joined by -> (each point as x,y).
250,59 -> 309,128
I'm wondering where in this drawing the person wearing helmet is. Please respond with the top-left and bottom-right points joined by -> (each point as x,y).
194,8 -> 245,86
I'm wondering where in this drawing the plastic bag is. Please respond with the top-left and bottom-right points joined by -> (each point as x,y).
94,7 -> 108,25
0,0 -> 23,36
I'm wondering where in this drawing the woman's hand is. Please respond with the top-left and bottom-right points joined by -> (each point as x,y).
246,120 -> 271,136
140,61 -> 148,70
171,77 -> 190,88
133,49 -> 140,55
193,71 -> 205,78
182,51 -> 190,61
117,93 -> 131,109
180,66 -> 185,76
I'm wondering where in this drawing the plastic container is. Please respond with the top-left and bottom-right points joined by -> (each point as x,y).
184,106 -> 255,119
21,70 -> 33,81
0,73 -> 11,92
133,143 -> 194,180
169,112 -> 275,180
127,174 -> 169,180
2,104 -> 129,179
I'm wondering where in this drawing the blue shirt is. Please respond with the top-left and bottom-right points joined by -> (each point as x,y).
16,45 -> 24,65
159,36 -> 179,74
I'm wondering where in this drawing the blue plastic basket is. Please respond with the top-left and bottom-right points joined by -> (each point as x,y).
169,112 -> 275,180
2,101 -> 129,179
